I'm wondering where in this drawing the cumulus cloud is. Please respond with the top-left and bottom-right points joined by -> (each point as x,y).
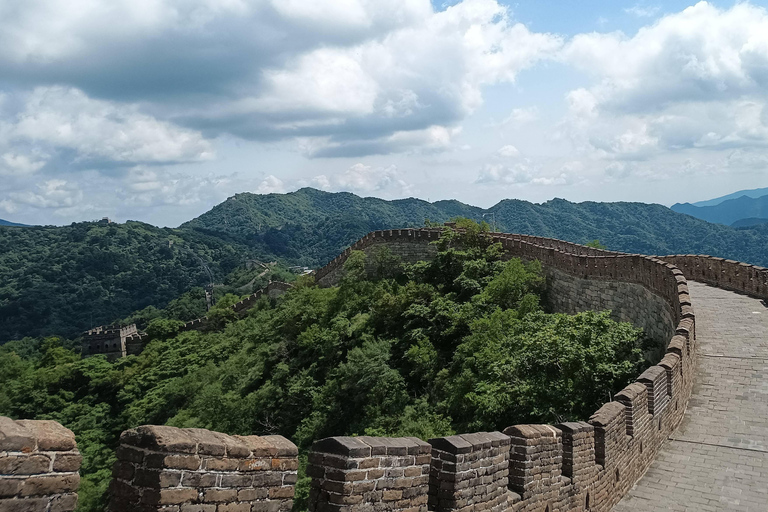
308,163 -> 414,196
476,160 -> 579,186
118,168 -> 234,207
8,179 -> 83,209
256,175 -> 287,194
2,87 -> 213,168
0,0 -> 562,160
0,153 -> 46,176
497,145 -> 520,157
558,1 -> 768,179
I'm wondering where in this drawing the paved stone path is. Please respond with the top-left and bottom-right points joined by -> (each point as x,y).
614,281 -> 768,511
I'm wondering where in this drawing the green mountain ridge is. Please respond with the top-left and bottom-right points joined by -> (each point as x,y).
184,188 -> 768,268
5,187 -> 768,343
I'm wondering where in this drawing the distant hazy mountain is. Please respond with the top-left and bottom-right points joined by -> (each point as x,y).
0,218 -> 29,227
731,217 -> 768,228
671,194 -> 768,226
691,186 -> 768,207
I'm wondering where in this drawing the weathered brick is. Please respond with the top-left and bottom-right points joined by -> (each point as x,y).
20,474 -> 79,497
0,456 -> 50,476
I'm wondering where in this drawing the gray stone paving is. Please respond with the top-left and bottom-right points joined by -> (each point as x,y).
613,281 -> 768,511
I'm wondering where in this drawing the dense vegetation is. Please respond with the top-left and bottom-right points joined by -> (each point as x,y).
0,221 -> 253,342
6,187 -> 768,344
0,223 -> 645,512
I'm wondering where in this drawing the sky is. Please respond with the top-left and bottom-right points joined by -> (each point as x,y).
2,0 -> 768,226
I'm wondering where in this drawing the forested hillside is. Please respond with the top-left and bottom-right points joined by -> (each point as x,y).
0,221 -> 249,342
0,224 -> 645,512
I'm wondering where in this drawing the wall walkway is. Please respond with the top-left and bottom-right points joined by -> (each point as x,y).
613,281 -> 768,511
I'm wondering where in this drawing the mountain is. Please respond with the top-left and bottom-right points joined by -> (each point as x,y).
732,217 -> 768,228
671,194 -> 768,226
184,188 -> 768,268
0,218 -> 29,227
691,186 -> 768,207
6,187 -> 768,343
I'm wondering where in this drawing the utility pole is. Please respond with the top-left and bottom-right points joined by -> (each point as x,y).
482,212 -> 496,232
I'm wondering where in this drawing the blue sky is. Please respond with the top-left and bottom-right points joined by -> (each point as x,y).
2,0 -> 768,226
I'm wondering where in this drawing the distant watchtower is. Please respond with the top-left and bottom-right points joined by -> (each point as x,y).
82,324 -> 144,360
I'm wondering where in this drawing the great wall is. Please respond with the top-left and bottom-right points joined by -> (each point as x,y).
82,281 -> 293,360
3,226 -> 767,511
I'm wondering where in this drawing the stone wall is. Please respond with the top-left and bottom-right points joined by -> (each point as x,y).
108,425 -> 298,512
307,436 -> 431,512
660,254 -> 768,300
180,281 -> 293,333
0,417 -> 81,512
309,227 -> 696,512
545,267 -> 676,359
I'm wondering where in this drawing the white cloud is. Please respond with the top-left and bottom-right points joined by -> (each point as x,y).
502,107 -> 539,127
0,199 -> 18,213
557,1 -> 768,180
0,153 -> 46,176
6,87 -> 213,166
476,160 -> 579,186
624,5 -> 660,18
0,0 -> 563,159
9,179 -> 83,209
497,145 -> 520,157
307,163 -> 414,196
256,175 -> 287,194
118,168 -> 234,206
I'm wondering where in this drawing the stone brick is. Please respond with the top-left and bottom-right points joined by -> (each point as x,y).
49,493 -> 78,512
14,421 -> 75,452
51,454 -> 81,473
0,420 -> 32,454
202,489 -> 237,503
0,497 -> 49,512
0,456 -> 50,475
19,474 -> 79,497
142,488 -> 199,505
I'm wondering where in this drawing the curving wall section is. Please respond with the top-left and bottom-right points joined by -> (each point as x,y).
307,227 -> 696,512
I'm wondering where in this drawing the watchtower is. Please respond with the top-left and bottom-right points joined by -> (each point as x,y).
82,324 -> 143,360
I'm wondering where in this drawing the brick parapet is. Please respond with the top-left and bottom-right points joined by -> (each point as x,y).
108,425 -> 298,512
0,417 -> 82,512
307,436 -> 431,512
659,254 -> 768,299
427,432 -> 512,512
